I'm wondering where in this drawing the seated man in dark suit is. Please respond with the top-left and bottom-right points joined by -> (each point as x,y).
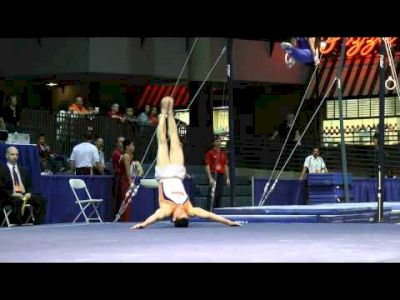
0,146 -> 47,225
0,169 -> 6,222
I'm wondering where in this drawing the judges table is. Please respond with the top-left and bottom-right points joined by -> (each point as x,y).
41,175 -> 197,224
253,177 -> 400,205
0,143 -> 41,194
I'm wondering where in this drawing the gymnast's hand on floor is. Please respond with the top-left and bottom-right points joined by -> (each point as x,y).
130,223 -> 145,229
230,221 -> 244,226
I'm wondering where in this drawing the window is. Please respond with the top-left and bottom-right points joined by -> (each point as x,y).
358,99 -> 370,117
370,98 -> 379,117
346,99 -> 358,118
385,96 -> 395,116
213,106 -> 229,135
326,101 -> 334,119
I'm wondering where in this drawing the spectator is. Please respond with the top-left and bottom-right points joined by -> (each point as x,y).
69,96 -> 90,115
111,136 -> 125,214
1,94 -> 22,132
118,139 -> 143,221
0,117 -> 6,131
270,113 -> 301,143
300,147 -> 328,180
137,104 -> 151,124
37,134 -> 55,173
149,106 -> 159,126
94,137 -> 109,175
70,131 -> 104,175
124,107 -> 138,125
107,103 -> 125,123
0,146 -> 47,225
111,136 -> 125,176
36,134 -> 69,174
204,136 -> 230,211
372,125 -> 381,150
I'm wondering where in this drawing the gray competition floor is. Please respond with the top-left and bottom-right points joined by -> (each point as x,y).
2,222 -> 400,262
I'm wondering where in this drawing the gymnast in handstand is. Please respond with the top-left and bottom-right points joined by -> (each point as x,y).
281,37 -> 319,68
130,96 -> 241,229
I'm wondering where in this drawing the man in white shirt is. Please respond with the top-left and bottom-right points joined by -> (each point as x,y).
70,132 -> 104,175
300,147 -> 328,180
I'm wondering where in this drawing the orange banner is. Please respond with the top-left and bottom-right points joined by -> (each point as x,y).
320,37 -> 398,58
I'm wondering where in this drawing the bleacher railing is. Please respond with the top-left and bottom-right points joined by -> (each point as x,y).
20,109 -> 158,164
20,108 -> 400,178
234,134 -> 400,178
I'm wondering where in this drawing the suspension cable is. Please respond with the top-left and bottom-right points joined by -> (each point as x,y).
259,52 -> 324,205
259,77 -> 338,206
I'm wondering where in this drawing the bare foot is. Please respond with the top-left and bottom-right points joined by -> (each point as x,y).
160,97 -> 170,114
168,97 -> 175,113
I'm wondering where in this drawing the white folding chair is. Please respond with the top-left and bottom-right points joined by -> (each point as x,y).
1,204 -> 35,227
69,179 -> 103,223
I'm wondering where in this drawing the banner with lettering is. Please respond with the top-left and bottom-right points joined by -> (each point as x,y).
320,37 -> 399,58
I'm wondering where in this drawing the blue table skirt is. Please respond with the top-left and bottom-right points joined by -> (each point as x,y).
253,177 -> 400,205
40,175 -> 197,223
40,175 -> 114,223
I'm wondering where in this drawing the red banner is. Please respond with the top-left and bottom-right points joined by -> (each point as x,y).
320,37 -> 398,58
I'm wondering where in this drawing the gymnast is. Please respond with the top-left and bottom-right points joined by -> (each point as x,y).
281,37 -> 319,68
131,97 -> 241,229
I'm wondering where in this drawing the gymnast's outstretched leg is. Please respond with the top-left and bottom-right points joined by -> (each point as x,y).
165,97 -> 184,166
156,97 -> 170,168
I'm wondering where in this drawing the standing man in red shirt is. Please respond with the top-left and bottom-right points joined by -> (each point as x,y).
204,136 -> 230,211
111,136 -> 125,215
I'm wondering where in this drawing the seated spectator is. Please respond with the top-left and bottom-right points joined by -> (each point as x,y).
37,134 -> 55,173
69,96 -> 90,115
36,134 -> 69,174
107,103 -> 125,122
124,107 -> 138,125
0,146 -> 47,225
149,106 -> 159,126
137,104 -> 151,124
1,94 -> 22,132
270,113 -> 301,143
86,103 -> 99,120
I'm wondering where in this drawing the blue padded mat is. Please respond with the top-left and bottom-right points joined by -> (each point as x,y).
214,202 -> 400,216
191,215 -> 318,223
